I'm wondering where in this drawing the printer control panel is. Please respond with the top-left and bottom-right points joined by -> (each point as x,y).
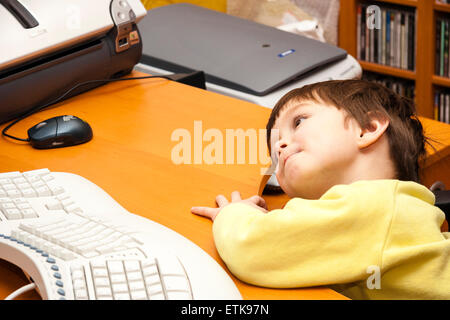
110,0 -> 140,53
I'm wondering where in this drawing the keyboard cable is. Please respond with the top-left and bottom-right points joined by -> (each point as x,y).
1,74 -> 173,142
4,282 -> 37,300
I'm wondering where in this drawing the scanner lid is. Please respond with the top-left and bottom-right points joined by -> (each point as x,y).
138,3 -> 347,96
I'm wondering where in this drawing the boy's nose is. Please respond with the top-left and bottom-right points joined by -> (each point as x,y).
277,142 -> 287,157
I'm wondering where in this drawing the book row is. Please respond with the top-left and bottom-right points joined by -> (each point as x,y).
363,72 -> 415,100
357,3 -> 416,71
435,17 -> 450,77
434,90 -> 450,124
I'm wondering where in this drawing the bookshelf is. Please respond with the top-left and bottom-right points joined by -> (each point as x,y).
339,0 -> 439,119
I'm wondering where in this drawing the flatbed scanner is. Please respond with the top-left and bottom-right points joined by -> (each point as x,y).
0,0 -> 147,123
136,3 -> 362,108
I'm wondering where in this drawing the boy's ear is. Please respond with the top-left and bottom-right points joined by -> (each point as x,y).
357,114 -> 390,149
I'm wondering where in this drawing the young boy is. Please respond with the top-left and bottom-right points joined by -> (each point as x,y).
191,80 -> 450,299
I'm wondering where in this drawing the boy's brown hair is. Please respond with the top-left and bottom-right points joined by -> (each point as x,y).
266,80 -> 427,183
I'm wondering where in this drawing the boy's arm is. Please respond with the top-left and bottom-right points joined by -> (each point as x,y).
212,182 -> 395,288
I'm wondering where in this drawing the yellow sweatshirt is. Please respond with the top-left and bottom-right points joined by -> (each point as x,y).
212,180 -> 450,299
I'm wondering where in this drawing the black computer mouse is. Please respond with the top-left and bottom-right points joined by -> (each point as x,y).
27,115 -> 93,149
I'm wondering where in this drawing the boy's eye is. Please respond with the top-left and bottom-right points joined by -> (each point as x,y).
294,116 -> 305,127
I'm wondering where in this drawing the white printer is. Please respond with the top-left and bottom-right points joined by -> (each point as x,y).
136,3 -> 362,109
0,0 -> 147,123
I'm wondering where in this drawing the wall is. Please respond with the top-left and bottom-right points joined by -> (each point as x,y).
140,0 -> 226,12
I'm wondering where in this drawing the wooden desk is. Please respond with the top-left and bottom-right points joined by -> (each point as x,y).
0,71 -> 345,300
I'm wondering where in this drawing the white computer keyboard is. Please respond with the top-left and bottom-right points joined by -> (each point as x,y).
0,169 -> 241,300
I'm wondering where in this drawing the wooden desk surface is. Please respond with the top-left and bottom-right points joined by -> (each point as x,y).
0,71 -> 345,300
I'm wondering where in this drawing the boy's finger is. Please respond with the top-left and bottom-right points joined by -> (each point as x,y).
231,191 -> 241,202
191,206 -> 217,220
216,195 -> 229,207
249,195 -> 268,209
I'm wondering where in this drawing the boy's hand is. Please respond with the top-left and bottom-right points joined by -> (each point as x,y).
191,191 -> 268,221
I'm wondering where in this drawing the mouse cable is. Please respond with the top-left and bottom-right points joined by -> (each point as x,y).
1,74 -> 173,142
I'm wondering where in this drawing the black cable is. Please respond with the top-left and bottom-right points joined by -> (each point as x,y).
1,74 -> 172,142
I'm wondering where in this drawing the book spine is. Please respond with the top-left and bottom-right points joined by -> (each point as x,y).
441,20 -> 445,76
374,18 -> 379,63
370,16 -> 374,62
357,4 -> 362,60
448,19 -> 450,77
436,19 -> 441,75
382,9 -> 386,65
390,11 -> 395,67
361,4 -> 366,61
396,11 -> 401,68
445,20 -> 449,77
386,9 -> 391,66
378,9 -> 382,64
404,12 -> 408,70
443,93 -> 450,123
401,12 -> 405,69
434,92 -> 439,121
410,12 -> 416,71
366,6 -> 370,61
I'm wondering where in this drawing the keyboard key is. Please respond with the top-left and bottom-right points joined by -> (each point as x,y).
3,184 -> 17,191
110,274 -> 127,284
142,264 -> 158,276
64,204 -> 82,213
156,256 -> 185,276
144,274 -> 161,285
36,186 -> 51,197
74,289 -> 89,300
3,208 -> 21,219
124,260 -> 140,272
92,268 -> 108,277
0,171 -> 21,179
6,189 -> 21,198
21,188 -> 37,197
149,292 -> 165,300
163,275 -> 190,291
131,290 -> 147,300
167,291 -> 192,300
146,283 -> 163,295
49,186 -> 65,196
45,200 -> 63,210
94,277 -> 110,287
126,271 -> 142,281
42,174 -> 54,182
129,280 -> 145,291
17,202 -> 31,209
112,283 -> 128,293
0,202 -> 16,209
21,209 -> 37,219
17,182 -> 32,190
95,287 -> 112,298
24,168 -> 50,176
107,261 -> 124,274
90,259 -> 107,269
13,177 -> 27,184
114,292 -> 130,300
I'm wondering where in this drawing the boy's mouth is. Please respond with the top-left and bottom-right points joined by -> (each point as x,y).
283,151 -> 300,166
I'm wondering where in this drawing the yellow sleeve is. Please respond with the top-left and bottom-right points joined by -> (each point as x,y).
212,181 -> 397,288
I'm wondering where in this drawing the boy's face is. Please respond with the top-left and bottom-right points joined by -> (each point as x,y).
270,99 -> 363,199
